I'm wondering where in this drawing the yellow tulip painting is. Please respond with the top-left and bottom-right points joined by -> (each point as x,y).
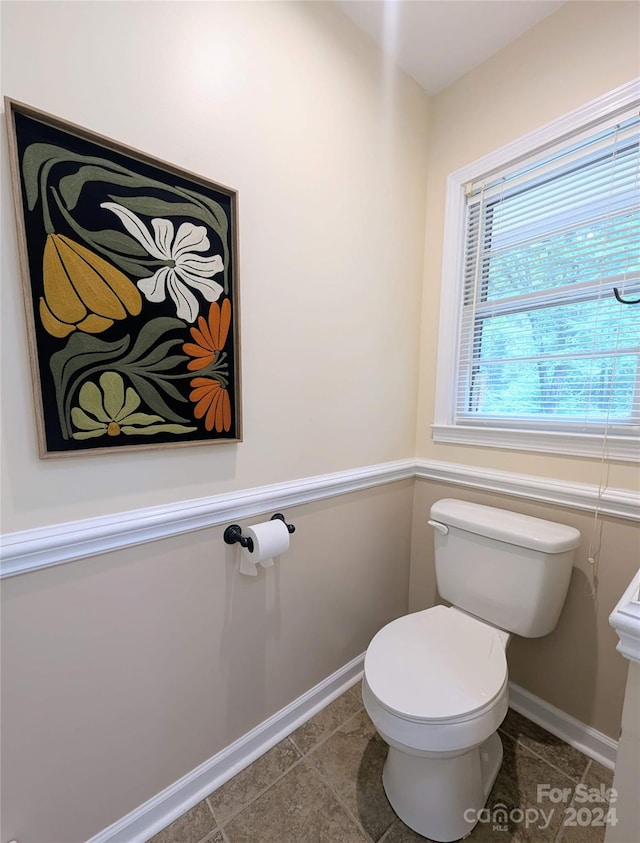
40,234 -> 142,337
6,99 -> 240,456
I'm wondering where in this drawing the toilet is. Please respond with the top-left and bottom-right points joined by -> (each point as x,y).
362,498 -> 580,842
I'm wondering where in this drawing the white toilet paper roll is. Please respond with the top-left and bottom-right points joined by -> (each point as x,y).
240,518 -> 290,574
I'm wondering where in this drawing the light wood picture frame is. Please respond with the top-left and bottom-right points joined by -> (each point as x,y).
5,98 -> 242,457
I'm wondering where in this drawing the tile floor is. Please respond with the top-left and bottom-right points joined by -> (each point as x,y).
149,683 -> 614,843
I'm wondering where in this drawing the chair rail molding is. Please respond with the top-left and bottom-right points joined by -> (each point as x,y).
414,459 -> 639,522
0,459 -> 415,578
1,458 -> 637,578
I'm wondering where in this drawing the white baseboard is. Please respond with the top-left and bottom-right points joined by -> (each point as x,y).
508,681 -> 618,770
88,654 -> 365,843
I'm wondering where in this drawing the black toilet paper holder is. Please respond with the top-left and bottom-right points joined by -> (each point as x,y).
223,513 -> 296,553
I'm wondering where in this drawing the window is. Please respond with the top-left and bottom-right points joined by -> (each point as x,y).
433,81 -> 640,461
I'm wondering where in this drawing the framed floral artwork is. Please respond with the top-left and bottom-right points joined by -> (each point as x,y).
5,98 -> 241,457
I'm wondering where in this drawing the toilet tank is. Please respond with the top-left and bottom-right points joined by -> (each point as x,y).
429,499 -> 581,638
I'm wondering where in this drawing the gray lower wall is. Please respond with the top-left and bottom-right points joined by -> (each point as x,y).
1,480 -> 414,843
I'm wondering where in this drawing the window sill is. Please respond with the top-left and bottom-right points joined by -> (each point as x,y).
431,424 -> 639,462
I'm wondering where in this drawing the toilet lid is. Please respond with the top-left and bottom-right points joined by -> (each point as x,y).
364,606 -> 507,722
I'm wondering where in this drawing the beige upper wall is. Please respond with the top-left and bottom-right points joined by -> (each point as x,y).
3,1 -> 639,536
0,1 -> 429,532
415,0 -> 640,492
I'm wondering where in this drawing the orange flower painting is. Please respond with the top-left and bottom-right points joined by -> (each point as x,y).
183,299 -> 231,370
184,299 -> 233,431
189,378 -> 232,432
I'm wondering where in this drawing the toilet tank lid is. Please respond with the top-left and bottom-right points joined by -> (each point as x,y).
430,499 -> 581,553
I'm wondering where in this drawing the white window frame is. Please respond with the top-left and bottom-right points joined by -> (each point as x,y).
432,79 -> 640,463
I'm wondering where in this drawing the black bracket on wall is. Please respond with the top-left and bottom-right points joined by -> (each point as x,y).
223,524 -> 254,552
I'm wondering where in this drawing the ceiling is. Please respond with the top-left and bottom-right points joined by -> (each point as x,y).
335,1 -> 565,95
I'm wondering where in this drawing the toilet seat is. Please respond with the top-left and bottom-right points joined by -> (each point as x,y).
364,605 -> 508,724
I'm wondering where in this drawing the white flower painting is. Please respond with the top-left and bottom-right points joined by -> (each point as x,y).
101,201 -> 224,322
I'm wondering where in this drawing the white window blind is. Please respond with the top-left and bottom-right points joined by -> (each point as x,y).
455,112 -> 640,440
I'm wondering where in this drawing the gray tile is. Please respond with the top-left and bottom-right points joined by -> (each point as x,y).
207,738 -> 300,825
557,812 -> 609,843
223,760 -> 368,842
349,680 -> 364,706
379,818 -> 438,842
148,800 -> 217,843
499,709 -> 590,783
555,760 -> 616,843
583,759 -> 614,795
308,708 -> 396,840
149,702 -> 590,843
290,690 -> 362,755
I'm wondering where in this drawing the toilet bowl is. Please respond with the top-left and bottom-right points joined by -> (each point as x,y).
362,498 -> 580,843
363,605 -> 510,841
